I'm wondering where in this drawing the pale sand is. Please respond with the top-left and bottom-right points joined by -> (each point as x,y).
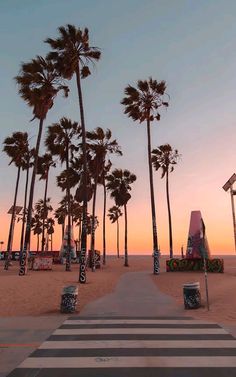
0,255 -> 236,323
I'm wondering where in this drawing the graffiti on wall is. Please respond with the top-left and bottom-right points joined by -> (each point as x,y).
166,258 -> 224,273
87,250 -> 101,269
33,256 -> 53,270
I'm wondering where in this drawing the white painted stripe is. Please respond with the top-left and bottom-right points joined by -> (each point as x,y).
64,319 -> 213,325
39,339 -> 236,349
18,356 -> 236,368
53,328 -> 227,335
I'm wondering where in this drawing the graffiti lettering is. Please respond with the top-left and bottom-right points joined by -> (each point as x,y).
166,258 -> 224,273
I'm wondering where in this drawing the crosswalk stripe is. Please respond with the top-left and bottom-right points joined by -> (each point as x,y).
64,319 -> 214,325
39,339 -> 236,349
53,328 -> 227,335
18,356 -> 236,368
31,348 -> 236,357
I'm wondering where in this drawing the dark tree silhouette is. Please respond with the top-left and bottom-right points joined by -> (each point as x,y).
106,169 -> 136,267
152,144 -> 180,258
107,205 -> 123,258
3,131 -> 29,269
121,77 -> 169,275
19,147 -> 35,255
37,153 -> 56,252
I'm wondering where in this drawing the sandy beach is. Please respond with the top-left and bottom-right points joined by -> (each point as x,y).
1,255 -> 236,324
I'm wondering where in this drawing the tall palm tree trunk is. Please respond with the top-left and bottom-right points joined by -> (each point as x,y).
102,179 -> 106,265
78,221 -> 82,251
65,145 -> 72,271
117,218 -> 120,258
41,169 -> 49,252
166,170 -> 173,258
61,223 -> 65,242
4,166 -> 21,270
90,177 -> 98,272
76,66 -> 88,283
20,162 -> 30,255
124,203 -> 128,267
37,235 -> 39,252
19,118 -> 44,276
146,119 -> 159,275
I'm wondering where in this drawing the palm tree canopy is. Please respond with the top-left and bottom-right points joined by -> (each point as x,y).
151,144 -> 181,178
46,217 -> 55,234
34,198 -> 53,219
45,117 -> 81,163
107,205 -> 123,223
86,127 -> 122,181
31,214 -> 43,235
87,127 -> 122,160
86,214 -> 99,235
54,201 -> 68,225
121,77 -> 169,123
15,56 -> 69,120
3,132 -> 29,167
106,168 -> 137,207
37,153 -> 56,180
45,24 -> 101,80
71,200 -> 83,224
56,167 -> 80,191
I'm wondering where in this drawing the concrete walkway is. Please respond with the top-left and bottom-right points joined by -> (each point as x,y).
80,270 -> 185,317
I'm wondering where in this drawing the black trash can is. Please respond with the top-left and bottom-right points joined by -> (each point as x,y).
183,282 -> 201,309
60,285 -> 78,313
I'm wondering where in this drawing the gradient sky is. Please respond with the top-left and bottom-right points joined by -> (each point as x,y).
1,0 -> 236,255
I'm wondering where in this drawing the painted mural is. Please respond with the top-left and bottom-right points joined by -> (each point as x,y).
186,211 -> 210,259
59,225 -> 76,259
32,256 -> 53,270
166,258 -> 224,273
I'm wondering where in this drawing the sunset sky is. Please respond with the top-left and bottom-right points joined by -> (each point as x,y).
1,0 -> 236,255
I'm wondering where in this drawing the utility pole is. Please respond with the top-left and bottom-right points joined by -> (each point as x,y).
223,173 -> 236,252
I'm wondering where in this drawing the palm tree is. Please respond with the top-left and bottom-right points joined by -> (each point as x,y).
37,153 -> 56,252
45,117 -> 80,271
31,214 -> 42,252
152,144 -> 180,258
107,205 -> 123,258
3,131 -> 29,269
86,127 -> 122,270
19,147 -> 35,255
121,78 -> 169,275
45,24 -> 101,283
106,169 -> 136,267
54,201 -> 67,242
100,161 -> 112,266
45,217 -> 55,251
15,55 -> 68,275
71,200 -> 83,249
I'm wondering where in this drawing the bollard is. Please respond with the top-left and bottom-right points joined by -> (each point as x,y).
183,282 -> 201,309
60,285 -> 78,313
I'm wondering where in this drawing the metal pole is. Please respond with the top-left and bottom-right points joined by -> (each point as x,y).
230,185 -> 236,252
203,256 -> 210,311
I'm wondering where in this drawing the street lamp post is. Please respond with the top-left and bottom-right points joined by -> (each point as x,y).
223,173 -> 236,252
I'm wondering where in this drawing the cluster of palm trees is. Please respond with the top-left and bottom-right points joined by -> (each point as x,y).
4,23 -> 180,280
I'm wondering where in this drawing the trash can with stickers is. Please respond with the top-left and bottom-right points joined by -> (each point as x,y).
183,282 -> 201,309
60,285 -> 78,313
